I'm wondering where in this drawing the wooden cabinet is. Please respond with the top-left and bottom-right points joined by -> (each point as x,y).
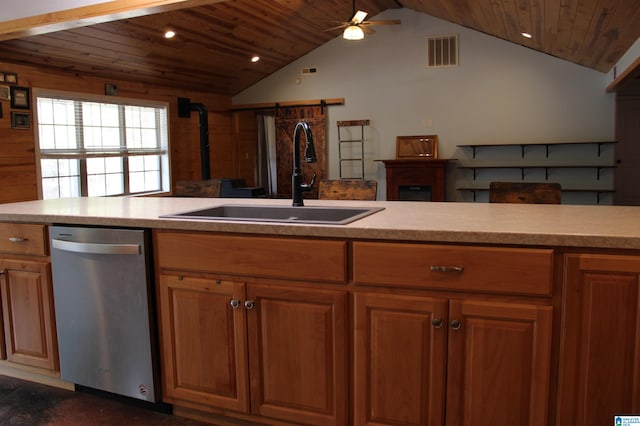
0,223 -> 59,373
354,292 -> 448,426
246,283 -> 347,425
445,299 -> 552,426
557,253 -> 640,425
353,241 -> 554,426
159,275 -> 249,412
155,230 -> 348,426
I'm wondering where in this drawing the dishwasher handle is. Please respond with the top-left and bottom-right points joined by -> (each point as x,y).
51,238 -> 141,255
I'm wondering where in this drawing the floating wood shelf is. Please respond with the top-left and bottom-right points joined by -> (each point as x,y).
457,141 -> 616,158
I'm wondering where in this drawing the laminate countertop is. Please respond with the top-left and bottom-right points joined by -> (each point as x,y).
0,197 -> 639,249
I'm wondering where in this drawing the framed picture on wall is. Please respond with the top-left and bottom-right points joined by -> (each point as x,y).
10,86 -> 30,109
5,73 -> 18,84
0,85 -> 9,101
11,111 -> 30,129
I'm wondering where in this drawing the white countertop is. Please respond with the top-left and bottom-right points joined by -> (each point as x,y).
0,197 -> 639,249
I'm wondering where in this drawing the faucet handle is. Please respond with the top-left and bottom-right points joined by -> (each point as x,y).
301,173 -> 317,192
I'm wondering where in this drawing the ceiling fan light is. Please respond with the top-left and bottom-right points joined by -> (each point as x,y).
343,25 -> 364,40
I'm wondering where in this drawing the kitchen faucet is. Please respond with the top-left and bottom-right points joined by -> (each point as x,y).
292,121 -> 317,206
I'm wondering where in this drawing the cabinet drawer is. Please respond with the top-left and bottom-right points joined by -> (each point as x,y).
0,223 -> 47,256
156,231 -> 347,283
353,242 -> 553,296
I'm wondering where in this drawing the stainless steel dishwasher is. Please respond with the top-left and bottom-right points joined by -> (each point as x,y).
49,225 -> 158,402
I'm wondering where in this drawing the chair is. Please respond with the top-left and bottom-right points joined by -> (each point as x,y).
318,179 -> 378,200
489,182 -> 561,204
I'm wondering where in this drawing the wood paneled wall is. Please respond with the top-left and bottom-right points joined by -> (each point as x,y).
0,61 -> 234,204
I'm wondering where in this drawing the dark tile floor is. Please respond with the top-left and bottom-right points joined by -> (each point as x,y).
0,375 -> 211,426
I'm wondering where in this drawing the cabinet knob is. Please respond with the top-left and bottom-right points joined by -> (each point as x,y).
0,269 -> 4,276
450,319 -> 462,330
430,265 -> 464,273
432,318 -> 444,328
230,299 -> 240,309
244,300 -> 255,310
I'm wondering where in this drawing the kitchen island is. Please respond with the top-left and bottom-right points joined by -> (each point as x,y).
0,197 -> 639,426
0,196 -> 638,248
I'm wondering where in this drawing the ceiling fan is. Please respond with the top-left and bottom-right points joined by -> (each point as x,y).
330,0 -> 401,40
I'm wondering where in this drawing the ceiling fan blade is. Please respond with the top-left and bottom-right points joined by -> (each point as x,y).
361,26 -> 376,35
351,10 -> 368,24
360,19 -> 402,26
324,23 -> 349,31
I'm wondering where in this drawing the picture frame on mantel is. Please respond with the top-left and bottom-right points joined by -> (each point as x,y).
10,86 -> 30,109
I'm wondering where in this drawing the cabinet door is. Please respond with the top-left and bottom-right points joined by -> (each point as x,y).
0,258 -> 59,371
353,292 -> 448,426
557,254 -> 640,425
246,284 -> 348,426
446,299 -> 552,426
158,274 -> 249,412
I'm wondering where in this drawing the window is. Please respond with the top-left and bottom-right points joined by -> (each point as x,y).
34,90 -> 170,199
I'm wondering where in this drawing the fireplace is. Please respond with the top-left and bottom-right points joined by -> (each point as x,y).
381,159 -> 448,201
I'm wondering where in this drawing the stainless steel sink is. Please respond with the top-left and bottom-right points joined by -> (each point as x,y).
162,204 -> 384,225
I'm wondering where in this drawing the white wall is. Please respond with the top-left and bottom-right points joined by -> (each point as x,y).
234,9 -> 615,202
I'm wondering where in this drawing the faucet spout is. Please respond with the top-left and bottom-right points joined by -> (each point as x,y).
292,121 -> 318,207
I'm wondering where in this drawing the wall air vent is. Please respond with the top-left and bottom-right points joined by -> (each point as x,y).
301,67 -> 318,75
426,34 -> 459,68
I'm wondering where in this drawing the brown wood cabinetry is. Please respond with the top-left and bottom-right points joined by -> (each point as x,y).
155,230 -> 348,426
0,223 -> 59,374
557,253 -> 640,425
353,241 -> 553,426
159,275 -> 249,412
354,292 -> 448,426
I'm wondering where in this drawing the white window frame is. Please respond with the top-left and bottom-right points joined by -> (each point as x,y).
33,88 -> 171,199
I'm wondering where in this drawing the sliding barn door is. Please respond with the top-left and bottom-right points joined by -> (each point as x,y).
275,106 -> 327,199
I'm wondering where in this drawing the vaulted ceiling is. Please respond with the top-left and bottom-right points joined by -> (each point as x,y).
0,0 -> 638,96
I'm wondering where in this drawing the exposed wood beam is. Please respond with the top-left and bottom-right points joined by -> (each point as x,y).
232,98 -> 346,111
0,0 -> 229,41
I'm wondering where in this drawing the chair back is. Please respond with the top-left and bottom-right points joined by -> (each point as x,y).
318,179 -> 377,200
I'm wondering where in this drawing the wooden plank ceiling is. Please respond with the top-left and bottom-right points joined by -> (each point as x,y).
0,0 -> 638,96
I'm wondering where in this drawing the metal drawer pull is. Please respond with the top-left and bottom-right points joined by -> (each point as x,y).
8,237 -> 27,243
430,265 -> 464,273
450,319 -> 462,330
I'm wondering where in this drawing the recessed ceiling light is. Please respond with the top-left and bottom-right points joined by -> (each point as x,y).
251,55 -> 260,63
164,30 -> 176,39
522,32 -> 532,39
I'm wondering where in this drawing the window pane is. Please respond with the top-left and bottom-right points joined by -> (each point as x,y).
144,155 -> 159,171
129,156 -> 144,172
36,94 -> 169,198
87,174 -> 106,197
59,176 -> 80,198
39,125 -> 56,150
87,158 -> 105,174
105,157 -> 122,174
105,173 -> 123,195
144,171 -> 160,191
